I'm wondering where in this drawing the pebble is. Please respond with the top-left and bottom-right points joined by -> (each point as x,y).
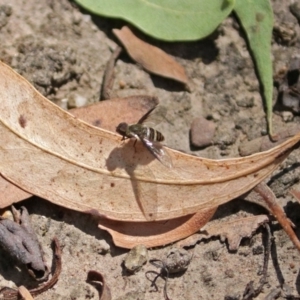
282,111 -> 294,122
164,248 -> 192,274
57,98 -> 68,110
273,21 -> 297,46
190,116 -> 215,148
1,209 -> 13,221
97,240 -> 110,254
68,93 -> 87,108
124,245 -> 148,273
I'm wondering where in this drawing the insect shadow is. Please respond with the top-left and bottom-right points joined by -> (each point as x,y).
106,139 -> 159,221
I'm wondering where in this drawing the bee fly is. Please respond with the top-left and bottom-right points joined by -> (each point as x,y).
116,106 -> 172,168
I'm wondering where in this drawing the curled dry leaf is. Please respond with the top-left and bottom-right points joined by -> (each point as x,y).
0,61 -> 299,221
18,286 -> 34,300
0,237 -> 61,299
0,95 -> 158,207
113,26 -> 191,91
0,61 -> 300,247
177,215 -> 269,251
87,270 -> 112,300
0,206 -> 48,280
99,208 -> 217,249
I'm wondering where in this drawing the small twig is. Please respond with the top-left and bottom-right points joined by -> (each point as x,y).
254,183 -> 300,252
101,46 -> 122,100
243,223 -> 272,299
146,259 -> 171,300
29,237 -> 62,296
17,286 -> 34,300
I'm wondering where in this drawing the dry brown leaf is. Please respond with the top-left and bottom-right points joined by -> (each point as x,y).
239,124 -> 300,156
87,270 -> 112,300
0,95 -> 158,207
0,60 -> 299,224
99,208 -> 217,248
0,237 -> 61,299
69,95 -> 159,132
176,215 -> 269,251
0,206 -> 49,280
253,183 -> 300,252
113,26 -> 190,91
0,175 -> 31,207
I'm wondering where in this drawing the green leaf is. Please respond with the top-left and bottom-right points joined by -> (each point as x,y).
234,0 -> 274,135
75,0 -> 235,41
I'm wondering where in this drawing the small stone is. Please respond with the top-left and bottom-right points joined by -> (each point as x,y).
273,22 -> 297,46
97,240 -> 110,254
72,10 -> 82,25
282,111 -> 293,122
57,98 -> 68,110
224,269 -> 234,278
1,209 -> 13,221
224,291 -> 240,300
190,117 -> 215,148
0,5 -> 12,29
68,93 -> 87,108
164,248 -> 192,274
124,245 -> 148,273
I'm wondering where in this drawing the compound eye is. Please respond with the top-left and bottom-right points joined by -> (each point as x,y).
116,122 -> 128,134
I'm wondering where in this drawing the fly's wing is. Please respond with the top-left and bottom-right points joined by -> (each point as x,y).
141,138 -> 173,169
131,167 -> 158,221
137,105 -> 167,127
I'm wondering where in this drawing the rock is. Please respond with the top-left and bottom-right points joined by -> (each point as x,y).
68,93 -> 87,108
123,245 -> 148,273
282,111 -> 293,122
97,240 -> 110,254
190,117 -> 215,148
164,248 -> 192,274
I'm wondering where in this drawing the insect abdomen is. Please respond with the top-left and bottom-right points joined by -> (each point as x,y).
148,127 -> 164,142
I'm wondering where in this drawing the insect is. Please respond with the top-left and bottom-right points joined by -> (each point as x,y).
116,105 -> 172,168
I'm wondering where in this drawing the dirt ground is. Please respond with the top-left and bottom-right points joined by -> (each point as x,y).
0,0 -> 300,299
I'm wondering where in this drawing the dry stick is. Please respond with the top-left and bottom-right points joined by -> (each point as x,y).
29,237 -> 62,296
17,286 -> 34,300
264,288 -> 281,300
242,223 -> 272,300
147,259 -> 173,300
254,183 -> 300,252
0,237 -> 62,300
101,46 -> 123,100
